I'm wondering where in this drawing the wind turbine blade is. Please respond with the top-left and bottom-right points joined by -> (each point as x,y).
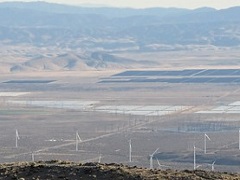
76,131 -> 82,142
205,134 -> 211,141
196,165 -> 202,169
157,159 -> 161,167
77,134 -> 82,142
212,161 -> 216,165
152,148 -> 159,156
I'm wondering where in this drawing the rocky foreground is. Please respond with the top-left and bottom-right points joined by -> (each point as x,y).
0,160 -> 239,180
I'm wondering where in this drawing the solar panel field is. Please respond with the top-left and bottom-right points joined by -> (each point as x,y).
0,69 -> 240,172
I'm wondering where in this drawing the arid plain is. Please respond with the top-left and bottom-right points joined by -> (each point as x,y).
1,49 -> 240,173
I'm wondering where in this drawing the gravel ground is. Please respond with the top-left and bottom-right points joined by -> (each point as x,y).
0,160 -> 239,180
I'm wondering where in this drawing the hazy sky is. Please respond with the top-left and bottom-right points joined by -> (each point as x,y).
0,0 -> 240,9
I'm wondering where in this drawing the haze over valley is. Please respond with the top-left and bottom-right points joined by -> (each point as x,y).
0,2 -> 240,72
1,2 -> 240,178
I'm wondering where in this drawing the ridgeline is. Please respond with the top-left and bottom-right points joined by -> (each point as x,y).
0,160 -> 239,180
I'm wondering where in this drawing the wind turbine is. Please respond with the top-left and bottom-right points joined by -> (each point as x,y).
129,139 -> 132,163
32,152 -> 35,162
98,154 -> 102,163
211,161 -> 215,171
193,145 -> 196,170
204,133 -> 211,154
239,128 -> 240,150
156,159 -> 171,169
149,148 -> 159,169
76,131 -> 82,151
15,129 -> 20,148
193,145 -> 203,170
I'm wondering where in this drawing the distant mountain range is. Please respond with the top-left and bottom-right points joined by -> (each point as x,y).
0,2 -> 240,72
0,2 -> 240,49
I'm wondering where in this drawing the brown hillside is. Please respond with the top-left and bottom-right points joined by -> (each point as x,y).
0,161 -> 239,180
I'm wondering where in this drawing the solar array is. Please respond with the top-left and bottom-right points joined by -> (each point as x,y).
113,69 -> 240,77
8,100 -> 98,110
100,69 -> 240,84
3,80 -> 56,84
196,101 -> 240,114
95,105 -> 191,116
0,92 -> 29,97
5,99 -> 191,116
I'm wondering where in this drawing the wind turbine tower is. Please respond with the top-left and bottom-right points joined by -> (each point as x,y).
211,161 -> 215,171
149,148 -> 159,169
193,145 -> 196,170
239,128 -> 240,150
129,139 -> 132,163
204,133 -> 211,154
15,129 -> 20,148
98,154 -> 102,163
32,152 -> 35,162
76,131 -> 82,151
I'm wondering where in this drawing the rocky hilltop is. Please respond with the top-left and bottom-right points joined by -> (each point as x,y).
0,160 -> 239,180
